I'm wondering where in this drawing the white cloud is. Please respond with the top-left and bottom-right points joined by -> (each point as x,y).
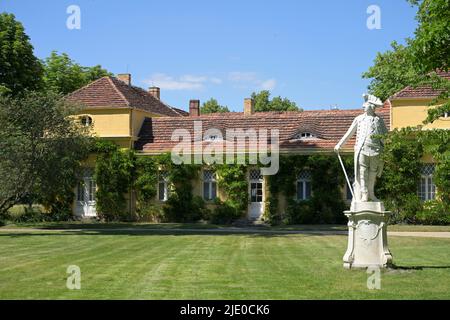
260,79 -> 277,90
228,72 -> 277,91
210,77 -> 223,84
143,73 -> 222,91
228,72 -> 258,82
142,72 -> 276,91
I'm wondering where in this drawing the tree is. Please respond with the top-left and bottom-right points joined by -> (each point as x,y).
363,0 -> 450,124
0,13 -> 43,95
362,42 -> 418,102
251,90 -> 301,112
200,98 -> 229,114
408,0 -> 450,72
42,51 -> 112,95
0,91 -> 92,215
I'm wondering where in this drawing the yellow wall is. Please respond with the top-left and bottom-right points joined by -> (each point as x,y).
78,108 -> 132,138
131,109 -> 162,140
391,99 -> 450,130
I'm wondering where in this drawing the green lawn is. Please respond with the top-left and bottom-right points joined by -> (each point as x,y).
3,221 -> 450,232
0,229 -> 450,299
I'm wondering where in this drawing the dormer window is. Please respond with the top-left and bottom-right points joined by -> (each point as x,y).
300,132 -> 314,138
292,132 -> 317,140
206,135 -> 218,141
204,134 -> 223,142
80,115 -> 93,127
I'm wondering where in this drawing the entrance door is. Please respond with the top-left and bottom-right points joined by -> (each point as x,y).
249,169 -> 264,220
75,176 -> 97,217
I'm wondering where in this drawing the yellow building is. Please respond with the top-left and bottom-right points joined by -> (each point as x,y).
68,72 -> 449,220
390,71 -> 450,130
66,74 -> 187,216
389,71 -> 450,202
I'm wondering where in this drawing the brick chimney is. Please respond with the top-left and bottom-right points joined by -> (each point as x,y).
148,87 -> 160,100
117,73 -> 131,86
189,100 -> 200,117
244,98 -> 254,115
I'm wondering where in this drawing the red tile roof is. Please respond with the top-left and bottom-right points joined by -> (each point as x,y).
392,70 -> 450,99
66,76 -> 185,117
135,106 -> 390,154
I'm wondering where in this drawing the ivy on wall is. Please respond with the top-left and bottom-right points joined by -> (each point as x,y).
377,128 -> 450,224
264,154 -> 349,225
93,126 -> 449,225
93,140 -> 135,221
211,164 -> 248,223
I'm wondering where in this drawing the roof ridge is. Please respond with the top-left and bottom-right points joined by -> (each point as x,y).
108,77 -> 131,107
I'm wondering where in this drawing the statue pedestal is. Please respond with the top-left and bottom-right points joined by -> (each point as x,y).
343,201 -> 393,269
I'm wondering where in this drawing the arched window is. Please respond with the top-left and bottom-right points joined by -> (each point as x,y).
203,170 -> 217,201
158,171 -> 169,202
418,164 -> 436,201
297,170 -> 312,201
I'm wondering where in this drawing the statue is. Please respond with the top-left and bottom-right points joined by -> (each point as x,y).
335,94 -> 393,269
334,94 -> 387,202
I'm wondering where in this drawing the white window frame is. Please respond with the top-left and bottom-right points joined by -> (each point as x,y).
296,170 -> 312,201
158,171 -> 169,202
249,169 -> 264,203
203,170 -> 217,201
418,164 -> 436,201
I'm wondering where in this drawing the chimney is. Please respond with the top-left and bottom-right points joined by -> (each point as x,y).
189,99 -> 200,117
244,98 -> 254,115
117,73 -> 131,86
148,87 -> 160,100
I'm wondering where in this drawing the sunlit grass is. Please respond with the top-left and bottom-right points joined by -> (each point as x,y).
0,229 -> 449,299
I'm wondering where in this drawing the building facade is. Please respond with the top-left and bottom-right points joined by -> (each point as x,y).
67,72 -> 449,220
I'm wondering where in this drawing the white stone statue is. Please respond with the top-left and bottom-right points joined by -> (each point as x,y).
334,94 -> 387,202
335,94 -> 393,269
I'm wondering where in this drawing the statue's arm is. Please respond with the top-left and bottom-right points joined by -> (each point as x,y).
335,118 -> 357,152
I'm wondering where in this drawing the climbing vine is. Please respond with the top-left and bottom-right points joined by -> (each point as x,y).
265,154 -> 350,225
210,164 -> 248,223
377,127 -> 450,224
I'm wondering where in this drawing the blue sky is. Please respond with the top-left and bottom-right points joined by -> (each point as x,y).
1,0 -> 418,111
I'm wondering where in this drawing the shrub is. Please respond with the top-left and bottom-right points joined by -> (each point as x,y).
416,200 -> 450,225
134,203 -> 165,222
210,200 -> 241,224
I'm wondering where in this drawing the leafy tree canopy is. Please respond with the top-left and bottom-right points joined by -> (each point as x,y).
42,51 -> 112,95
0,13 -> 43,95
251,90 -> 301,112
363,0 -> 450,123
200,98 -> 229,114
0,91 -> 93,215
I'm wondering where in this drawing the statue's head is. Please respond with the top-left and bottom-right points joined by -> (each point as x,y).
362,94 -> 383,113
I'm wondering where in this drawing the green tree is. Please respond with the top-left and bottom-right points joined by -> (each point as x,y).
0,91 -> 92,215
200,98 -> 229,114
363,0 -> 450,124
251,90 -> 301,112
43,51 -> 112,95
0,13 -> 43,95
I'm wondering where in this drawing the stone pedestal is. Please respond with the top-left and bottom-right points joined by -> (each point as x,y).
343,201 -> 393,269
